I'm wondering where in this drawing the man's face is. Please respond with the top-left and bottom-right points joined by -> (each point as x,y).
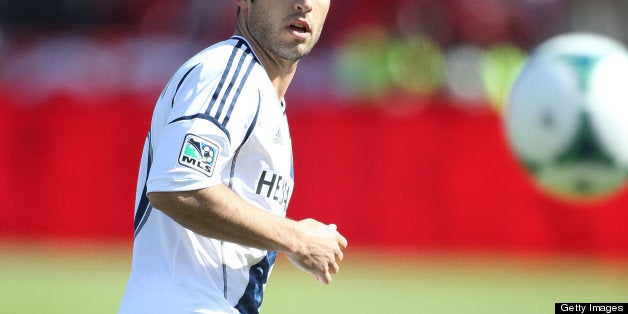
245,0 -> 330,61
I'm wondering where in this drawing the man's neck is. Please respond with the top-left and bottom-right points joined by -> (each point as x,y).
234,22 -> 298,101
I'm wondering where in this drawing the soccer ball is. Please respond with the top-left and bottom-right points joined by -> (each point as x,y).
505,33 -> 628,201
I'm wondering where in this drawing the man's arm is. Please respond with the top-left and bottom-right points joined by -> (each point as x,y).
148,184 -> 348,284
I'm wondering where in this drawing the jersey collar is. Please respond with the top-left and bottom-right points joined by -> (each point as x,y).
231,35 -> 262,67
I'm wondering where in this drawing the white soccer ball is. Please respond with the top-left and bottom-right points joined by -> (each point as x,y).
505,33 -> 628,201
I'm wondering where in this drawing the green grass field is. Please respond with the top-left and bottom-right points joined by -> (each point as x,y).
1,242 -> 627,314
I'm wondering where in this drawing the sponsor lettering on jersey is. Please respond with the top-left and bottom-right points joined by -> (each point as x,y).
178,134 -> 220,176
256,170 -> 292,211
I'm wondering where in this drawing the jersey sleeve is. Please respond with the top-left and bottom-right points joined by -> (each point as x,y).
147,55 -> 260,193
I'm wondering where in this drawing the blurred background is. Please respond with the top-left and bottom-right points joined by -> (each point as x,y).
1,0 -> 628,313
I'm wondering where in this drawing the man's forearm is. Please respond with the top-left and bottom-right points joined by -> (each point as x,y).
148,184 -> 300,254
147,184 -> 347,285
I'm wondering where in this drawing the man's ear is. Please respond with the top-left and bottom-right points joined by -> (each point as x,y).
236,0 -> 250,11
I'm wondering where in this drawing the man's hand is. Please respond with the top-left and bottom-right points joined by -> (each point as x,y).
149,187 -> 348,284
284,218 -> 348,285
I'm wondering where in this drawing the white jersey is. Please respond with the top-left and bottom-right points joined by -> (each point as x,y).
119,36 -> 294,314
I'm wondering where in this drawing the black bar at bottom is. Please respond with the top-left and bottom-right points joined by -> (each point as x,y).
556,303 -> 627,313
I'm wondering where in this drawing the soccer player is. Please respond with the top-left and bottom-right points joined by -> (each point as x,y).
118,0 -> 347,313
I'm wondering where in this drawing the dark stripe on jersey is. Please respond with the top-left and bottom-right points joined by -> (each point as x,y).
134,205 -> 153,238
281,100 -> 287,115
159,77 -> 174,100
171,63 -> 201,108
133,185 -> 150,237
168,113 -> 231,143
227,91 -> 261,189
222,58 -> 256,127
205,41 -> 244,116
231,36 -> 261,65
221,242 -> 228,298
234,251 -> 277,314
134,132 -> 154,237
214,48 -> 252,122
228,151 -> 239,190
239,90 -> 261,148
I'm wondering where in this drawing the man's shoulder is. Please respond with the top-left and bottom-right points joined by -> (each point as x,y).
193,37 -> 259,68
185,37 -> 263,88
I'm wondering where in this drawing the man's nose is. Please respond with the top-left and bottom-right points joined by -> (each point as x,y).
295,0 -> 312,13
